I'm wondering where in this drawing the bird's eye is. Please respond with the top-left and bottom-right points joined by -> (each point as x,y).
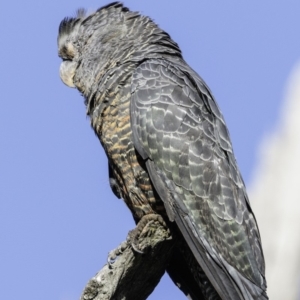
59,43 -> 75,61
62,57 -> 72,62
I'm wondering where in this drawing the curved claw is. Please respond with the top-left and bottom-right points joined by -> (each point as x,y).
107,241 -> 128,267
127,231 -> 144,254
107,255 -> 117,266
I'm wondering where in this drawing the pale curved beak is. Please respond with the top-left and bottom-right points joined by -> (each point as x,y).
59,61 -> 77,88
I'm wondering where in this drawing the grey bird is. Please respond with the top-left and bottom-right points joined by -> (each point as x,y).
57,2 -> 268,299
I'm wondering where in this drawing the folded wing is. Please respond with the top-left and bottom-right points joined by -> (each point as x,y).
130,59 -> 267,300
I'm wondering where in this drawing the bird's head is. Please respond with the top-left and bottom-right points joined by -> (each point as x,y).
58,8 -> 86,89
58,2 -> 181,98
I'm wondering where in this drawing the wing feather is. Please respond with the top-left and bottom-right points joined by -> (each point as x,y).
130,59 -> 267,299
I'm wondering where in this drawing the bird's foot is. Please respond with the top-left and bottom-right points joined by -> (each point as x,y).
107,241 -> 128,267
127,214 -> 171,254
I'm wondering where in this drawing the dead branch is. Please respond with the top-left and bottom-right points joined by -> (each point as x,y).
80,220 -> 174,300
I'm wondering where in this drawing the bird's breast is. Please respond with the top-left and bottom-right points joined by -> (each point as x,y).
91,83 -> 165,222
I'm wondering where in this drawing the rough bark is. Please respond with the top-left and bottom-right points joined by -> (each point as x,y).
80,220 -> 174,300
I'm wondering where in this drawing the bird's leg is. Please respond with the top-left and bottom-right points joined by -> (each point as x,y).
107,240 -> 128,267
108,214 -> 170,265
127,214 -> 171,254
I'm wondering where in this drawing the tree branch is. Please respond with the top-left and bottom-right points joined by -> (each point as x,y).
80,220 -> 174,300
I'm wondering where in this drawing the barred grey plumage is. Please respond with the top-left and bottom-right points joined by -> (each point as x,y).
57,2 -> 268,299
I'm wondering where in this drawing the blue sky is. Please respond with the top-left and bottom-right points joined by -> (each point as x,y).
1,1 -> 299,299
